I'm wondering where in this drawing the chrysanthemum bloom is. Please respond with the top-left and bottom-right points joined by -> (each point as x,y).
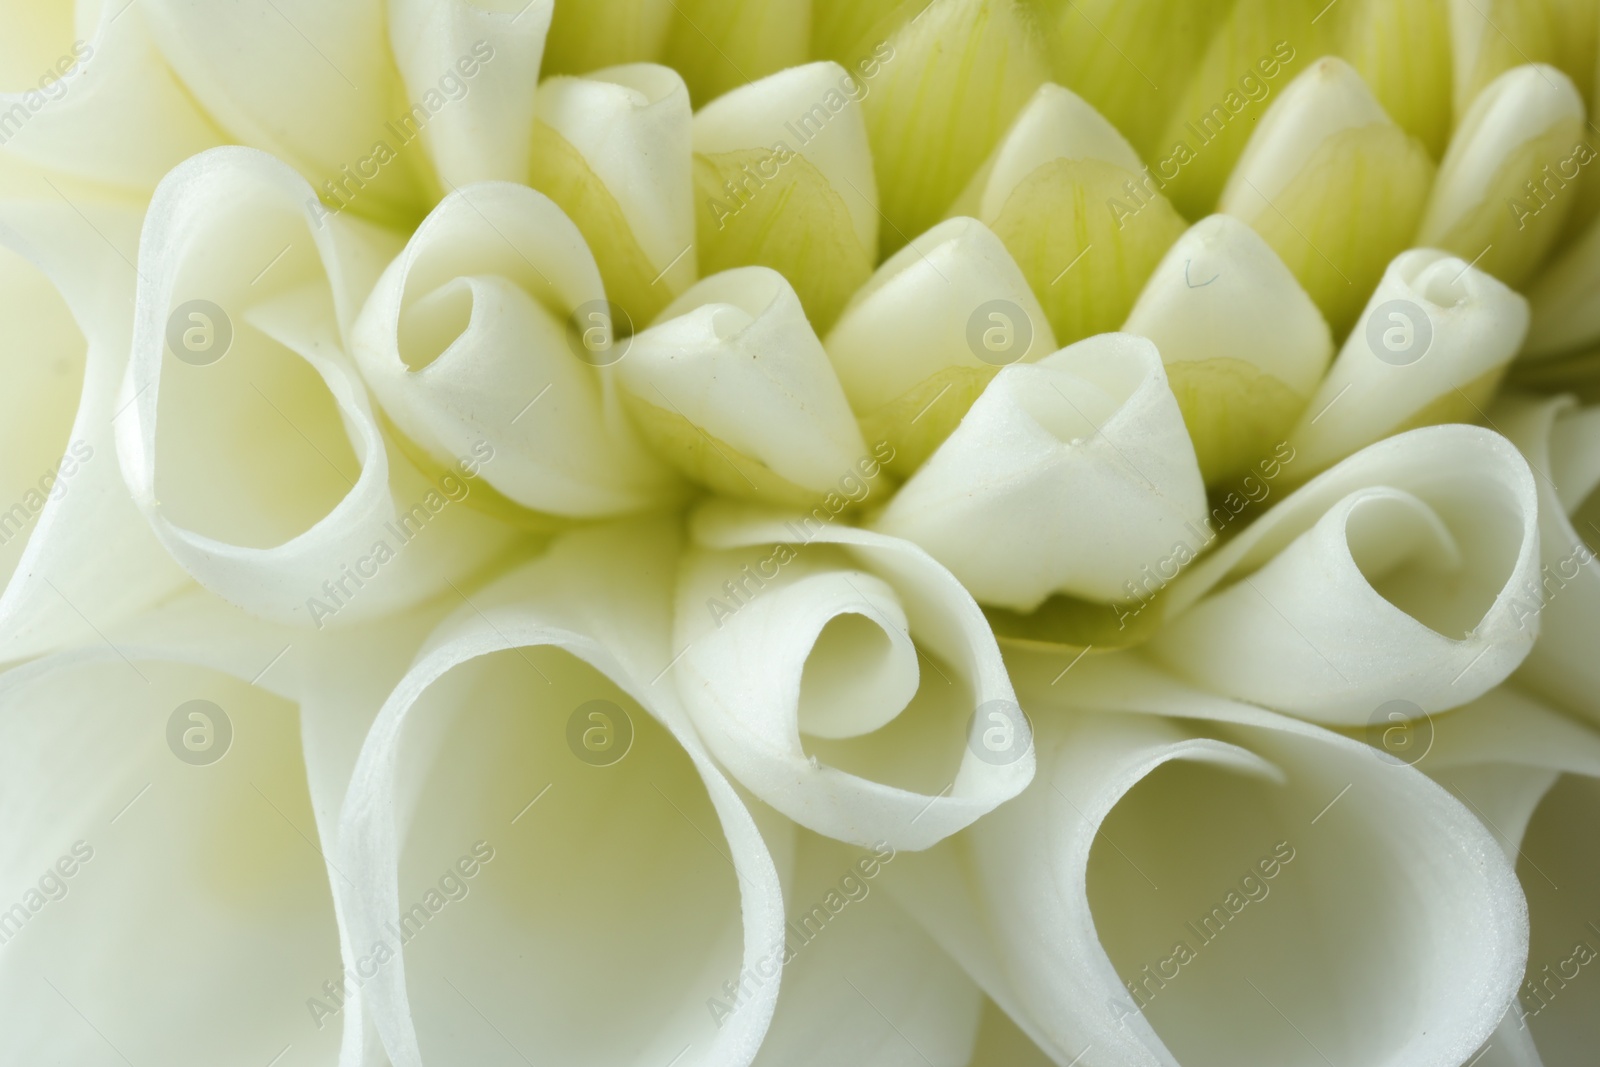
2,1 -> 1599,1065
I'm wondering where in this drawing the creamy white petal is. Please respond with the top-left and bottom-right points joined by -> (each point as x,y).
337,518 -> 788,1067
0,624 -> 350,1064
1418,64 -> 1585,286
875,333 -> 1208,612
676,503 -> 1033,850
1494,394 -> 1600,726
387,0 -> 551,187
0,190 -> 188,661
1123,214 -> 1332,486
118,147 -> 516,626
750,833 -> 982,1067
142,0 -> 427,221
532,62 -> 696,316
620,267 -> 869,504
823,216 -> 1053,475
1287,249 -> 1528,478
888,654 -> 1528,1067
1150,425 -> 1541,723
954,81 -> 1143,224
0,2 -> 222,188
694,60 -> 879,260
351,180 -> 680,518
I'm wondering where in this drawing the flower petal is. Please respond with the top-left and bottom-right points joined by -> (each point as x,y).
677,503 -> 1033,850
1150,425 -> 1541,723
875,333 -> 1208,612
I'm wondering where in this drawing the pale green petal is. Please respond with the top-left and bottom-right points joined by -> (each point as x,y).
663,0 -> 812,106
1124,214 -> 1332,486
1447,0 -> 1557,120
1220,57 -> 1435,336
530,63 -> 696,325
1524,212 -> 1600,358
1152,0 -> 1332,218
824,216 -> 1053,476
1330,0 -> 1455,158
1418,63 -> 1587,288
1033,0 -> 1235,161
860,0 -> 1049,256
875,333 -> 1208,611
618,267 -> 868,504
692,61 -> 878,333
1288,250 -> 1527,476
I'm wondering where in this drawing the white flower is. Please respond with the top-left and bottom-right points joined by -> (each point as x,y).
3,1 -> 1600,1065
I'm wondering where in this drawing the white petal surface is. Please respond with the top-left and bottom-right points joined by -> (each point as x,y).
676,503 -> 1034,850
1150,426 -> 1541,723
875,333 -> 1208,611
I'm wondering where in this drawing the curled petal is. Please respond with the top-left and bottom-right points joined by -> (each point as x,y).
677,504 -> 1033,850
530,63 -> 696,323
0,3 -> 223,188
0,195 -> 186,660
1495,394 -> 1600,726
692,60 -> 879,332
824,216 -> 1053,476
337,519 -> 788,1067
1149,425 -> 1541,723
875,332 -> 1209,612
1124,213 -> 1332,486
620,267 -> 868,505
889,655 -> 1528,1067
142,0 -> 427,221
351,181 -> 680,518
1287,248 -> 1528,478
386,0 -> 552,187
119,147 -> 516,625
